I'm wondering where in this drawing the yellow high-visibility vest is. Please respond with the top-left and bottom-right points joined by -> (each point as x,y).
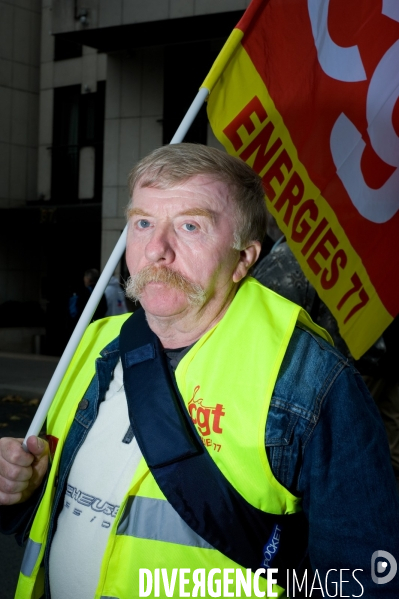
15,278 -> 330,599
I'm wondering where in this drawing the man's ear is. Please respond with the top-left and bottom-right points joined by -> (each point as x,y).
233,240 -> 262,283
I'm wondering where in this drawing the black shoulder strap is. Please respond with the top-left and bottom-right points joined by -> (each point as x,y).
119,308 -> 308,583
309,288 -> 321,321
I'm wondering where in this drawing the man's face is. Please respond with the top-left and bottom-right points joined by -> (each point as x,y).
125,175 -> 247,321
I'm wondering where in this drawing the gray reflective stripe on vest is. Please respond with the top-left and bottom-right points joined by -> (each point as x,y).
21,538 -> 42,577
101,596 -> 119,599
117,496 -> 214,549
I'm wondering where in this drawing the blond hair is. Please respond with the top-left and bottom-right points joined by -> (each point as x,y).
127,143 -> 267,248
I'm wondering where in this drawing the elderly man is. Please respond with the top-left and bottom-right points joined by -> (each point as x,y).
0,144 -> 398,599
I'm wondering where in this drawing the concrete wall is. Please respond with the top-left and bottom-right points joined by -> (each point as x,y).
52,0 -> 250,33
0,0 -> 41,209
0,0 -> 41,306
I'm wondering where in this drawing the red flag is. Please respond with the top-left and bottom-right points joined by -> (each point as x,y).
203,0 -> 399,359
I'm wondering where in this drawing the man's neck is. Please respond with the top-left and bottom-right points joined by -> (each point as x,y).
145,286 -> 237,349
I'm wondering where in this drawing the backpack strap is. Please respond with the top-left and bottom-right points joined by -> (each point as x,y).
120,308 -> 308,584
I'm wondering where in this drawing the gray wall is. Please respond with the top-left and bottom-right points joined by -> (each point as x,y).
0,0 -> 41,306
0,0 -> 41,210
52,0 -> 250,33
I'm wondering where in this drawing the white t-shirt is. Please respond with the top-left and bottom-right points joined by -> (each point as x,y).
49,359 -> 142,599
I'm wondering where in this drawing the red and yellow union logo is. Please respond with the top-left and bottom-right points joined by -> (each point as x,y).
188,385 -> 225,452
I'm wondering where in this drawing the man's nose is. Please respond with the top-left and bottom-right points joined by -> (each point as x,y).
145,224 -> 175,264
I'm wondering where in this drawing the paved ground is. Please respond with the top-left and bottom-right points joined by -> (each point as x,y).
0,352 -> 58,598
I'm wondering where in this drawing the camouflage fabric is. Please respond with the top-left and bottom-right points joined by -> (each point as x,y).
253,241 -> 350,358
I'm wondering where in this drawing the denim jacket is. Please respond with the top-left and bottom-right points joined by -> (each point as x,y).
2,324 -> 399,598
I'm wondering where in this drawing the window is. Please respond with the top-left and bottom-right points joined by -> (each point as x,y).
51,82 -> 105,204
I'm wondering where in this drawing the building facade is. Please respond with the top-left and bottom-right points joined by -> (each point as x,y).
0,0 -> 249,354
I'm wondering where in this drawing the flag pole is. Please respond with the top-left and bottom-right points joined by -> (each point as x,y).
22,86 -> 210,450
170,87 -> 209,143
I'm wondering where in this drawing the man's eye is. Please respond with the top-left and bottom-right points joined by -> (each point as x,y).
182,223 -> 196,232
138,219 -> 150,229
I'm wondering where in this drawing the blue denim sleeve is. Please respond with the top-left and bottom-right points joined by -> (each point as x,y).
267,327 -> 399,597
300,366 -> 399,596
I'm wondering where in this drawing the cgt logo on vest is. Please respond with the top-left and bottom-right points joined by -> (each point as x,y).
188,386 -> 225,452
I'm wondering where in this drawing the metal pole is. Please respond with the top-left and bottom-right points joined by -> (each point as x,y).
170,87 -> 209,144
22,87 -> 210,449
